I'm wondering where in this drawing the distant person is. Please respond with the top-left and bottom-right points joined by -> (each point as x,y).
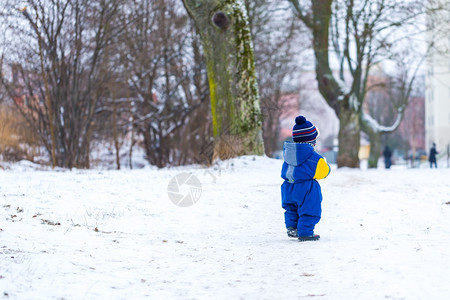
281,116 -> 330,242
383,146 -> 392,169
429,143 -> 438,168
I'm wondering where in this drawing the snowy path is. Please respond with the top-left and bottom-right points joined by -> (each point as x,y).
1,157 -> 450,299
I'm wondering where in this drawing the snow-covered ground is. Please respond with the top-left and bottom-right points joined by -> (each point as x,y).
1,156 -> 450,299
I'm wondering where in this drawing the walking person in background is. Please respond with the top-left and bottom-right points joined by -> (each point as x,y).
429,143 -> 439,168
383,146 -> 392,169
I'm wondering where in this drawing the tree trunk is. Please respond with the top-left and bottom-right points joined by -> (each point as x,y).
33,8 -> 57,168
362,128 -> 381,169
368,133 -> 381,168
112,97 -> 121,170
360,114 -> 382,169
338,107 -> 360,168
182,0 -> 264,160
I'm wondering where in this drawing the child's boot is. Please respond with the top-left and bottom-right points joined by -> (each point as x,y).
287,227 -> 298,238
298,234 -> 320,242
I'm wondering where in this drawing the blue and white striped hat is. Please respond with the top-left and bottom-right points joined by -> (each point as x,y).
292,116 -> 319,145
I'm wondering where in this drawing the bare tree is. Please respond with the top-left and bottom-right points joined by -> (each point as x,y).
362,49 -> 426,168
288,0 -> 441,168
1,0 -> 124,169
116,0 -> 211,168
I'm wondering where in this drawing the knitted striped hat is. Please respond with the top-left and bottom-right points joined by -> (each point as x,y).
292,116 -> 318,145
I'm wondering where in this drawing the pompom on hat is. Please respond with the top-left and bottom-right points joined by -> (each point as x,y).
292,116 -> 319,145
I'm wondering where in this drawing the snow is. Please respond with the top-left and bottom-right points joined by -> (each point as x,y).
335,77 -> 350,95
1,156 -> 450,299
361,110 -> 404,133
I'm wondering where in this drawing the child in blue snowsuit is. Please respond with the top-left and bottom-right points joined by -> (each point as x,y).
281,116 -> 330,241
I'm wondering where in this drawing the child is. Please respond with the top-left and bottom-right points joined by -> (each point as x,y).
281,116 -> 330,241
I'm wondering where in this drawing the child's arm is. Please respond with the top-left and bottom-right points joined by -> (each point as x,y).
313,157 -> 330,180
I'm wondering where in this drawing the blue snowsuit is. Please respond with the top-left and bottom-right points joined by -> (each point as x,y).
281,142 -> 330,236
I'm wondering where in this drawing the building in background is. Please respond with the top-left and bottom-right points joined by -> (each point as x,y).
425,0 -> 450,156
